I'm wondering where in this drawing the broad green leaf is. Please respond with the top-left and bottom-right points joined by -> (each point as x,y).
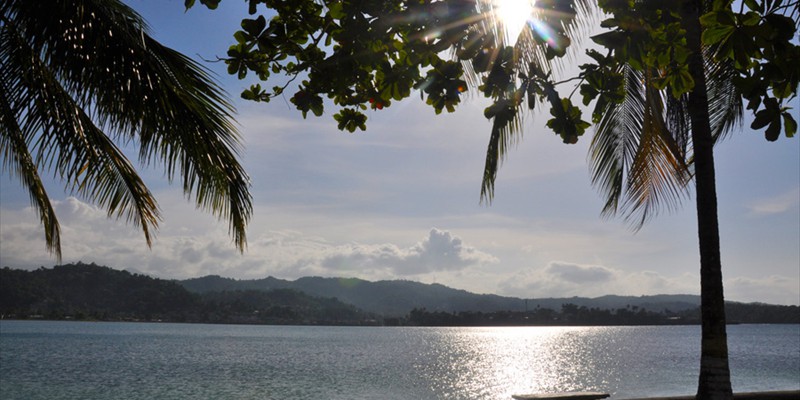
333,109 -> 367,132
670,67 -> 695,98
765,119 -> 781,141
783,112 -> 797,138
328,2 -> 345,19
199,0 -> 220,9
740,11 -> 761,26
751,108 -> 774,130
701,24 -> 734,46
591,31 -> 627,51
241,16 -> 266,36
764,14 -> 797,41
234,31 -> 248,44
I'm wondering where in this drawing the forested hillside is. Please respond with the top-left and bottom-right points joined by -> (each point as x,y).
181,275 -> 524,316
0,263 -> 375,325
2,263 -> 797,325
180,275 -> 705,316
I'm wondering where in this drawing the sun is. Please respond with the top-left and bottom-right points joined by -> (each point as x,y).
492,0 -> 534,42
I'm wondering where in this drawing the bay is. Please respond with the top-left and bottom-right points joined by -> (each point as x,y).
1,321 -> 798,399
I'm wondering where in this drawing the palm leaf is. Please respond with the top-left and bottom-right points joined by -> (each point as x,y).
622,75 -> 692,227
476,0 -> 598,203
480,99 -> 523,202
0,75 -> 61,258
590,65 -> 692,229
1,0 -> 252,255
1,13 -> 160,248
704,52 -> 742,142
590,65 -> 644,218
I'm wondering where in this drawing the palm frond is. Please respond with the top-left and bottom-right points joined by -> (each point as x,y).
480,99 -> 523,202
1,14 -> 161,249
0,73 -> 61,258
473,0 -> 598,203
590,65 -> 692,229
590,65 -> 644,218
704,52 -> 742,142
2,0 -> 252,253
622,74 -> 692,228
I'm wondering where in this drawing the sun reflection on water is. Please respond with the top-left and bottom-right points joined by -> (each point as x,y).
413,326 -> 631,399
2,323 -> 796,399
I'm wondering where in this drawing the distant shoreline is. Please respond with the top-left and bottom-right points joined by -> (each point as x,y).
3,263 -> 798,326
3,317 -> 798,329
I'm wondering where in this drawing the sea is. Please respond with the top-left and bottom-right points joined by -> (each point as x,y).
1,321 -> 798,400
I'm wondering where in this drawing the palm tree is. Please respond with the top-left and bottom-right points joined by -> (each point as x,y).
477,0 -> 765,398
1,0 -> 252,259
584,1 -> 738,395
679,2 -> 734,397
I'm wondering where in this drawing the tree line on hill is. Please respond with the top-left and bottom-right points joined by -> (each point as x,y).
406,301 -> 800,326
1,263 -> 798,326
179,274 -> 708,316
0,263 -> 376,325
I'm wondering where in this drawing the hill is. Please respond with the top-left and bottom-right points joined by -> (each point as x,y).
180,275 -> 702,317
0,263 -> 375,325
2,263 -> 797,325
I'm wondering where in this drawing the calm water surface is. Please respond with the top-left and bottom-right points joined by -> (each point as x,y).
1,321 -> 798,399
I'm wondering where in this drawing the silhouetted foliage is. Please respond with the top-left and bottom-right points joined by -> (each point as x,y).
2,264 -> 796,326
0,263 -> 376,325
406,302 -> 798,327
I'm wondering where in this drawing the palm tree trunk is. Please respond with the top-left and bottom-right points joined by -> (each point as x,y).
681,1 -> 733,398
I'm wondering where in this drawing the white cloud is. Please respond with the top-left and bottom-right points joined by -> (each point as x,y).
0,197 -> 497,282
1,192 -> 796,305
724,275 -> 800,305
498,261 -> 700,299
748,187 -> 800,215
544,261 -> 616,283
320,228 -> 499,276
495,259 -> 800,305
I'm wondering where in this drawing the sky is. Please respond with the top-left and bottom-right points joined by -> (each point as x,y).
1,1 -> 798,305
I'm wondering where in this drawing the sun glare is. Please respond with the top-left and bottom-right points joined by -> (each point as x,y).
493,0 -> 534,42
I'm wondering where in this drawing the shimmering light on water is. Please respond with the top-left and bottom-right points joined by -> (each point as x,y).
413,326 -> 693,399
1,322 -> 798,400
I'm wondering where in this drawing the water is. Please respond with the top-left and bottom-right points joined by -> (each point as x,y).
1,321 -> 798,400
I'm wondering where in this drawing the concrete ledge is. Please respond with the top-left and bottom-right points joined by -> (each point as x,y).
620,390 -> 800,400
512,392 -> 610,400
511,390 -> 799,400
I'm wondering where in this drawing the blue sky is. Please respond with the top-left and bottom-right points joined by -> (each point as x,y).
1,0 -> 798,305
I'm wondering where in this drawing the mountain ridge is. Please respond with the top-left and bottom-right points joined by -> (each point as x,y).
179,274 -> 704,317
3,263 -> 797,325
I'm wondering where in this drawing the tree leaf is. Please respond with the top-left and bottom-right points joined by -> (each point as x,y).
701,24 -> 734,46
783,112 -> 797,138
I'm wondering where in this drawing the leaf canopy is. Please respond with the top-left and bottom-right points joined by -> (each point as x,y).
189,0 -> 797,226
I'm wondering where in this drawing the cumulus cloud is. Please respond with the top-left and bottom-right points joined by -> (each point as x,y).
320,228 -> 498,275
0,197 -> 496,282
3,196 -> 795,305
497,260 -> 800,305
1,196 -> 251,277
1,197 -> 139,266
544,262 -> 616,283
724,275 -> 800,305
498,261 -> 699,299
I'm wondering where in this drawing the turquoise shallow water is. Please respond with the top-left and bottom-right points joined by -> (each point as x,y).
1,321 -> 798,399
